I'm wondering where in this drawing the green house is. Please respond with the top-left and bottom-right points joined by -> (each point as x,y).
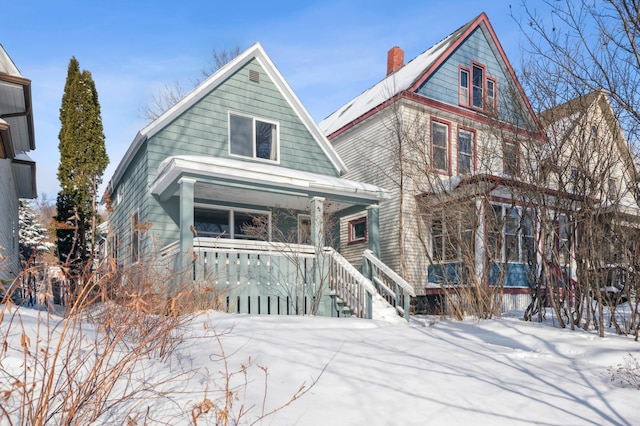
105,43 -> 413,318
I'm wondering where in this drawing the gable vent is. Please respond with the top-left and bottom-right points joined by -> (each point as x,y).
249,70 -> 260,83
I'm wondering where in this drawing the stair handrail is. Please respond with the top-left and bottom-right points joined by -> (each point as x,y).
324,247 -> 376,319
363,249 -> 415,320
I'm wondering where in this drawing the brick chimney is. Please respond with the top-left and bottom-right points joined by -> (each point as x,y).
387,46 -> 404,76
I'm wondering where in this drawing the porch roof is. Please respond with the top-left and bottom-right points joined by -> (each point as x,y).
150,155 -> 390,210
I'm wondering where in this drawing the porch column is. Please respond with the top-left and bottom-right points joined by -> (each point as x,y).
475,197 -> 486,281
179,177 -> 197,258
310,196 -> 325,250
366,204 -> 380,258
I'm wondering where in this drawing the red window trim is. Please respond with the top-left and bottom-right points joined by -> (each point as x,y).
430,117 -> 452,175
348,216 -> 368,244
470,61 -> 486,110
457,126 -> 476,175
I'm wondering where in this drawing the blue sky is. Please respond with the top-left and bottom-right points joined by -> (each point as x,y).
3,1 -> 535,200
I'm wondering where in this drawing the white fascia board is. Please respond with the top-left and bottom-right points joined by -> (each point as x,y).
150,156 -> 388,203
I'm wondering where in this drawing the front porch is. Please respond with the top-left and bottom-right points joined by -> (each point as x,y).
150,155 -> 414,319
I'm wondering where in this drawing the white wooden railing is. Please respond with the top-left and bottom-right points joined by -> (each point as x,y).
325,247 -> 376,319
362,249 -> 416,320
160,239 -> 412,320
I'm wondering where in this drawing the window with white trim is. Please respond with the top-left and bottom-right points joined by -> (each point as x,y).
488,205 -> 535,263
229,112 -> 278,161
432,121 -> 449,172
431,210 -> 474,262
458,129 -> 474,175
194,206 -> 271,240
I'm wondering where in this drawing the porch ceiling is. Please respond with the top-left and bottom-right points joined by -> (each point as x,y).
150,155 -> 389,211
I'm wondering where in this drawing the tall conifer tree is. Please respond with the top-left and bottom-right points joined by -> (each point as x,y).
56,57 -> 109,268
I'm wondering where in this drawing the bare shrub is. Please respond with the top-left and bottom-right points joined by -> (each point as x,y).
609,353 -> 640,390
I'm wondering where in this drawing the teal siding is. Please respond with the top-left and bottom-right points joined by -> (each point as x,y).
109,142 -> 149,266
111,56 -> 343,258
146,59 -> 337,183
416,26 -> 531,127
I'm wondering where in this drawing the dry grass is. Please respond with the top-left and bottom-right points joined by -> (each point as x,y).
0,250 -> 319,425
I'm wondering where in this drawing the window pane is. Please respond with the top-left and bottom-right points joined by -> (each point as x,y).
194,208 -> 230,238
432,122 -> 448,171
460,70 -> 468,88
235,212 -> 266,240
472,66 -> 484,108
230,114 -> 253,157
504,142 -> 517,176
352,220 -> 367,240
256,120 -> 277,160
487,80 -> 495,98
458,130 -> 473,174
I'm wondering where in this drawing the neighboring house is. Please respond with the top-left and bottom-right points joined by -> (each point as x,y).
320,13 -> 545,313
0,45 -> 37,280
105,43 -> 412,319
537,90 -> 640,289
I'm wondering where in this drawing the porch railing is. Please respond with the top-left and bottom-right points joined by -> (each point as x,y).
160,239 -> 412,320
362,249 -> 416,320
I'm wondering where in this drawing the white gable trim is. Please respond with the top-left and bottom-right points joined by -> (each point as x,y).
109,42 -> 347,193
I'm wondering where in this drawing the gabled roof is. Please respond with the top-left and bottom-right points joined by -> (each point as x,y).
538,89 -> 634,177
109,42 -> 347,193
320,13 -> 538,138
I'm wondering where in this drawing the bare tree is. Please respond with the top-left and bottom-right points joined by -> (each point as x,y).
141,46 -> 242,121
514,0 -> 640,337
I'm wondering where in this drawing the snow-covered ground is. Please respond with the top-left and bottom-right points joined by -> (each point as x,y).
2,305 -> 639,425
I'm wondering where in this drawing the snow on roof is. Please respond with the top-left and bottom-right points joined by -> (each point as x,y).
319,15 -> 477,137
0,45 -> 21,77
151,155 -> 390,202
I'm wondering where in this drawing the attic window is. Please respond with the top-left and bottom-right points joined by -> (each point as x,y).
249,70 -> 260,83
229,112 -> 279,162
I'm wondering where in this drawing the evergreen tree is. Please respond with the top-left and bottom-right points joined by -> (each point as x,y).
56,57 -> 109,267
19,199 -> 54,262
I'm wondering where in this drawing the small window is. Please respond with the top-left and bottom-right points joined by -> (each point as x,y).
432,121 -> 449,172
229,113 -> 278,161
459,68 -> 469,105
348,217 -> 367,243
487,78 -> 496,111
458,129 -> 474,175
472,65 -> 484,109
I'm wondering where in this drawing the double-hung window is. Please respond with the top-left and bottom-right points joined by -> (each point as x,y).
459,68 -> 469,106
487,77 -> 496,111
229,112 -> 278,161
472,65 -> 484,109
458,129 -> 474,175
432,120 -> 449,172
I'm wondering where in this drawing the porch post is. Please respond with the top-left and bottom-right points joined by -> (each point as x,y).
475,197 -> 486,281
310,197 -> 329,315
310,196 -> 325,250
179,177 -> 197,259
366,204 -> 380,258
